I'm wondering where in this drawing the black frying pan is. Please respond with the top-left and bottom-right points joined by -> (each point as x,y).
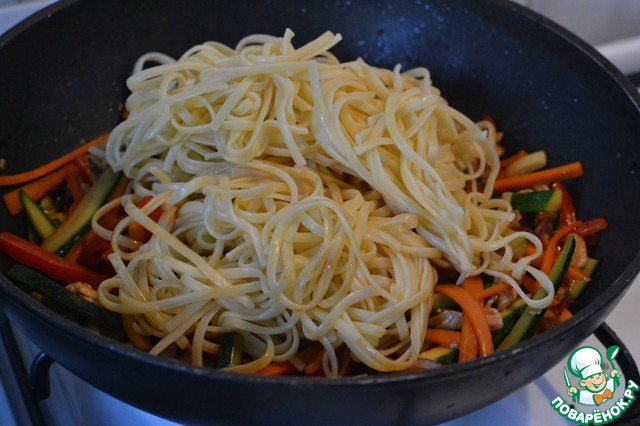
1,0 -> 640,424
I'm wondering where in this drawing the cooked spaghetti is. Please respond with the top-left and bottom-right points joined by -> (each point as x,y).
91,30 -> 553,376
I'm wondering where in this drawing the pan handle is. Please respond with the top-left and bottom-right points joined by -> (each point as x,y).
594,322 -> 640,424
0,311 -> 46,426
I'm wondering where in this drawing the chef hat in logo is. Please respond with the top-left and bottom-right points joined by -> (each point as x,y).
568,346 -> 604,380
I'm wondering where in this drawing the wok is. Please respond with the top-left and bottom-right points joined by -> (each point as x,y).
1,0 -> 639,424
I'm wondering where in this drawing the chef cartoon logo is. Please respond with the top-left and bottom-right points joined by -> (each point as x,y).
550,345 -> 639,425
565,346 -> 620,406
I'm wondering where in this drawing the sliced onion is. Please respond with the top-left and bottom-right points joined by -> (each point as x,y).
505,150 -> 547,177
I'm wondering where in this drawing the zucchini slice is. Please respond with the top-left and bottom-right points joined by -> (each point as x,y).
217,332 -> 243,368
507,232 -> 529,259
6,264 -> 125,338
491,299 -> 527,347
20,190 -> 56,240
497,235 -> 575,350
510,189 -> 562,213
41,169 -> 122,256
419,345 -> 459,365
566,257 -> 599,302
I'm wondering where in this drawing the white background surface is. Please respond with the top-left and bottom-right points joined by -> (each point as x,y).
0,1 -> 639,425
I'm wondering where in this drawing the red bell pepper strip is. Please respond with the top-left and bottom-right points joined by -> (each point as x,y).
126,196 -> 164,242
550,301 -> 574,317
136,195 -> 163,222
552,182 -> 576,226
0,232 -> 108,288
575,217 -> 608,239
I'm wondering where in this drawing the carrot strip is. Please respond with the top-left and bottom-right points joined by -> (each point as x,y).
424,329 -> 461,347
522,276 -> 540,294
65,230 -> 102,263
71,157 -> 94,185
63,163 -> 85,203
539,233 -> 550,248
525,243 -> 589,282
259,348 -> 325,375
540,222 -> 579,274
257,362 -> 297,376
565,265 -> 590,282
458,318 -> 477,361
499,150 -> 527,169
0,133 -> 109,187
98,175 -> 129,230
459,277 -> 484,361
476,282 -> 510,300
538,311 -> 561,333
64,231 -> 89,262
435,283 -> 494,357
523,242 -> 538,257
295,347 -> 324,364
493,161 -> 583,193
529,258 -> 588,283
3,168 -> 66,215
127,222 -> 147,243
539,304 -> 574,332
556,308 -> 573,323
462,276 -> 484,300
303,349 -> 326,375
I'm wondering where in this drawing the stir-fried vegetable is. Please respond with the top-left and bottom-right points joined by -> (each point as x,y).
0,232 -> 108,287
40,168 -> 122,256
0,133 -> 108,187
0,130 -> 608,375
498,236 -> 575,350
493,161 -> 584,192
6,264 -> 125,338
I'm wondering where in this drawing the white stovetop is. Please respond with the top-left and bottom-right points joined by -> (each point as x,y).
0,2 -> 639,426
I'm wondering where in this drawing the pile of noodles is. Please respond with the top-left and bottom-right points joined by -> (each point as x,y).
91,30 -> 552,376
